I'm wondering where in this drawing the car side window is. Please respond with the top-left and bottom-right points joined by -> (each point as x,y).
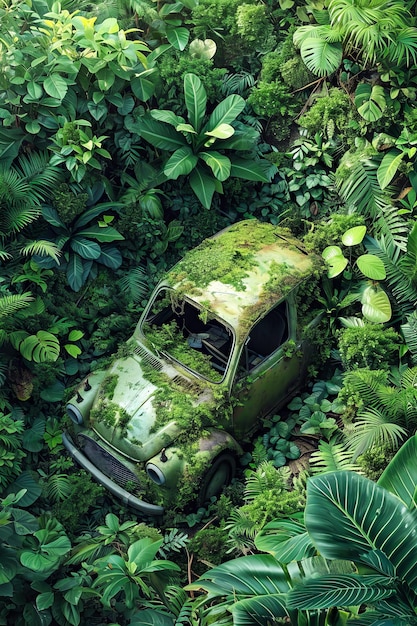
238,301 -> 289,373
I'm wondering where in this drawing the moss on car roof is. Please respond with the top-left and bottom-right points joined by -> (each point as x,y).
165,220 -> 319,335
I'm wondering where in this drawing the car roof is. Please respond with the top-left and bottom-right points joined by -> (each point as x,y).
164,220 -> 319,335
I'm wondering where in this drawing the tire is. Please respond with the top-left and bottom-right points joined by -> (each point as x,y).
198,452 -> 236,505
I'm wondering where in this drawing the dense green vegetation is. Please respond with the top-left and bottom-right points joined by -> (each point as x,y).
2,0 -> 417,623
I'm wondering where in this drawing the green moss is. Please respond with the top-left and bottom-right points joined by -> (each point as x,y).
101,374 -> 118,400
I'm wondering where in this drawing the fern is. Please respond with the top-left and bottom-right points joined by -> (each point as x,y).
0,204 -> 41,235
309,438 -> 360,474
335,153 -> 390,218
221,72 -> 255,97
401,313 -> 417,364
20,240 -> 61,263
244,461 -> 290,501
0,293 -> 34,319
13,152 -> 62,201
225,508 -> 258,553
46,473 -> 72,503
159,528 -> 189,558
372,204 -> 409,250
118,267 -> 149,302
349,407 -> 407,458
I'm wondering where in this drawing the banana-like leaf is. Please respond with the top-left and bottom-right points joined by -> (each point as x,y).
184,73 -> 207,133
129,609 -> 174,626
255,517 -> 316,563
98,245 -> 122,269
204,123 -> 235,140
377,149 -> 404,190
205,94 -> 245,133
76,225 -> 124,242
199,151 -> 231,181
189,166 -> 217,209
305,471 -> 417,592
361,285 -> 392,322
230,158 -> 271,182
356,254 -> 386,280
133,115 -> 186,151
164,146 -> 198,180
287,574 -> 396,610
355,84 -> 387,122
73,202 -> 125,229
42,205 -> 66,229
230,593 -> 289,625
150,110 -> 185,127
66,252 -> 85,292
70,237 -> 101,260
378,434 -> 417,509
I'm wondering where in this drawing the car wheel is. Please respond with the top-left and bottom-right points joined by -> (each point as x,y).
198,452 -> 236,505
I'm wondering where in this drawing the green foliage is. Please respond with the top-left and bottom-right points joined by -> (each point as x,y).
357,441 -> 396,481
338,323 -> 400,370
309,438 -> 359,474
248,81 -> 300,142
52,471 -> 105,534
298,87 -> 358,147
0,410 -> 26,489
257,414 -> 301,467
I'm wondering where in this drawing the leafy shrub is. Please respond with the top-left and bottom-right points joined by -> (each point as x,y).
357,442 -> 396,481
187,525 -> 230,571
280,56 -> 316,91
338,324 -> 400,370
52,471 -> 105,535
303,213 -> 366,253
298,88 -> 358,147
236,4 -> 276,52
0,410 -> 25,489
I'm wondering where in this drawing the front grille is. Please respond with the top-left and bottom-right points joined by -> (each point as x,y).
134,344 -> 162,370
77,434 -> 142,490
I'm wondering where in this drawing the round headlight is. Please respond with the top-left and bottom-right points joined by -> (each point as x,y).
146,463 -> 166,485
66,404 -> 83,425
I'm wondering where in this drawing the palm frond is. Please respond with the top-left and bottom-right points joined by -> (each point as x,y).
14,152 -> 62,200
349,406 -> 407,458
244,461 -> 290,501
309,438 -> 359,474
0,293 -> 34,320
118,267 -> 149,302
385,27 -> 417,66
46,473 -> 72,503
20,240 -> 61,263
343,368 -> 389,413
225,508 -> 258,552
0,205 -> 41,236
335,153 -> 390,218
372,204 -> 409,250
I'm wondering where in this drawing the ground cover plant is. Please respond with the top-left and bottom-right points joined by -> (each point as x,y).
1,0 -> 417,623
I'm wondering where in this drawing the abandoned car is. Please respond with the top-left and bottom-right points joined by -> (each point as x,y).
63,219 -> 323,515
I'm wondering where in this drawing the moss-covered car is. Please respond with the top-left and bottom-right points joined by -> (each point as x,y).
63,220 -> 323,515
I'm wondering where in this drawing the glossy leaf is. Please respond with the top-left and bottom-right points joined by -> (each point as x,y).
255,518 -> 315,563
300,37 -> 343,77
184,73 -> 207,133
356,254 -> 386,280
361,285 -> 392,322
206,94 -> 245,132
341,225 -> 367,246
66,253 -> 85,292
70,237 -> 101,260
229,158 -> 271,182
189,166 -> 217,209
22,417 -> 45,452
204,123 -> 235,140
230,594 -> 289,624
377,149 -> 404,190
378,434 -> 417,509
42,205 -> 65,229
199,151 -> 231,181
151,109 -> 185,127
166,26 -> 189,51
134,115 -> 186,151
98,245 -> 122,269
19,331 -> 60,362
73,202 -> 124,229
77,225 -> 124,242
164,146 -> 198,179
305,471 -> 417,591
355,84 -> 387,122
43,74 -> 68,100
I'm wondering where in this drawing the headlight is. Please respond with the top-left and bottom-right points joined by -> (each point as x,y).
146,463 -> 166,485
66,404 -> 84,425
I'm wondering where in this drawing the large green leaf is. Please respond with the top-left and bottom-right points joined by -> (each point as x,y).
287,574 -> 396,610
378,434 -> 417,509
133,115 -> 186,151
164,146 -> 198,179
300,37 -> 343,77
377,149 -> 404,190
41,205 -> 65,229
305,471 -> 417,591
206,94 -> 245,133
189,166 -> 217,209
129,609 -> 175,626
151,110 -> 185,127
43,74 -> 68,101
184,73 -> 207,133
130,68 -> 156,102
230,594 -> 289,625
166,26 -> 189,51
22,417 -> 45,452
19,331 -> 60,362
255,518 -> 316,564
356,254 -> 386,280
70,237 -> 101,260
199,151 -> 231,181
355,84 -> 387,122
73,202 -> 124,229
77,225 -> 124,243
361,285 -> 392,323
98,245 -> 122,269
229,158 -> 271,182
341,226 -> 367,246
66,252 -> 85,292
5,471 -> 41,506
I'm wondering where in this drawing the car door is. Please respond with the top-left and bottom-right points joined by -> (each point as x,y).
231,293 -> 307,439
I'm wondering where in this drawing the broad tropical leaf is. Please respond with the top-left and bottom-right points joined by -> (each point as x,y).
205,94 -> 245,132
230,594 -> 289,625
166,26 -> 189,51
189,166 -> 217,209
43,74 -> 68,101
377,149 -> 404,190
199,151 -> 231,181
164,146 -> 198,179
287,574 -> 396,610
255,517 -> 316,563
305,471 -> 417,592
150,109 -> 185,127
361,285 -> 392,322
98,245 -> 122,269
341,226 -> 366,246
300,37 -> 343,77
355,84 -> 387,122
229,159 -> 272,182
18,331 -> 60,363
184,73 -> 207,132
66,253 -> 85,292
133,115 -> 186,151
76,225 -> 124,242
378,434 -> 417,509
356,254 -> 386,280
73,202 -> 124,229
70,237 -> 101,260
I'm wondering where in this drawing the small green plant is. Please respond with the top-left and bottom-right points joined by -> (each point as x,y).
257,414 -> 300,467
338,323 -> 400,370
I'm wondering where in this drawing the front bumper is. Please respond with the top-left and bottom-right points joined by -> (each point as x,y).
62,432 -> 165,516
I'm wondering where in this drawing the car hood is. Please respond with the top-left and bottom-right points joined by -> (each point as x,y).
89,343 -> 214,462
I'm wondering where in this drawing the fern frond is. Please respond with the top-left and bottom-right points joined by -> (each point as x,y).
118,267 -> 149,302
14,152 -> 62,201
373,204 -> 409,250
335,153 -> 390,218
343,368 -> 389,412
0,205 -> 41,235
46,473 -> 72,503
244,461 -> 290,501
20,240 -> 61,263
159,528 -> 189,558
401,312 -> 417,364
225,508 -> 258,552
309,438 -> 359,474
0,293 -> 34,319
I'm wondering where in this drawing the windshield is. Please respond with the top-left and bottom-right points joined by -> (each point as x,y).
140,288 -> 233,383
